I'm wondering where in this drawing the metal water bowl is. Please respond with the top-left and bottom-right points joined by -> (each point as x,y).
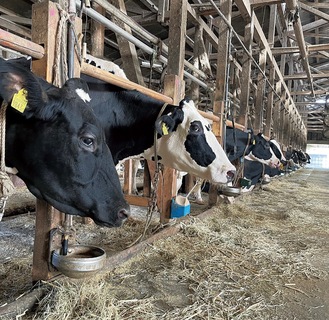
262,176 -> 271,184
51,245 -> 106,279
221,186 -> 241,197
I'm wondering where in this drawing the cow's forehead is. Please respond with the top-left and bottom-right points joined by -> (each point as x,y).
181,100 -> 210,128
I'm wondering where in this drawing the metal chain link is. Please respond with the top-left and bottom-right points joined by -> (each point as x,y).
0,195 -> 8,220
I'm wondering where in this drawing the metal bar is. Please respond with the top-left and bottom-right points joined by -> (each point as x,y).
76,0 -> 209,89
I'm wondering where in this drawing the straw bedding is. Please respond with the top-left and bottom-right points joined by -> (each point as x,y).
1,168 -> 329,319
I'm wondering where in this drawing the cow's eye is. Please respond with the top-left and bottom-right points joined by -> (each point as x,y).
82,137 -> 93,146
190,123 -> 200,132
80,134 -> 96,151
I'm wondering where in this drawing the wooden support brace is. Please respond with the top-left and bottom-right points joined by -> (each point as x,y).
31,0 -> 82,282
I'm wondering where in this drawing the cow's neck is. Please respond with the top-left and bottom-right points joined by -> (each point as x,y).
85,78 -> 174,164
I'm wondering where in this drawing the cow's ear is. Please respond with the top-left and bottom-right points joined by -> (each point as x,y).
0,59 -> 48,118
155,107 -> 184,136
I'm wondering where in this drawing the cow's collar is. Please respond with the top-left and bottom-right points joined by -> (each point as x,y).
153,103 -> 168,164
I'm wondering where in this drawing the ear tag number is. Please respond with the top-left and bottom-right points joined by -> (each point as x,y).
11,89 -> 28,113
162,123 -> 169,135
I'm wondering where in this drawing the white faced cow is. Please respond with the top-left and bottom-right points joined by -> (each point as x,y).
82,74 -> 236,185
0,57 -> 129,227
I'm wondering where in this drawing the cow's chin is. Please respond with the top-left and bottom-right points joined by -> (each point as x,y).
93,218 -> 124,228
26,185 -> 89,218
26,185 -> 126,228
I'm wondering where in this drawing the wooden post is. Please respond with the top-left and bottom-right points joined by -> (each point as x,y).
209,0 -> 232,207
264,64 -> 275,137
90,2 -> 105,57
254,48 -> 267,133
31,0 -> 82,282
158,0 -> 187,223
237,11 -> 254,128
109,0 -> 145,85
272,81 -> 282,140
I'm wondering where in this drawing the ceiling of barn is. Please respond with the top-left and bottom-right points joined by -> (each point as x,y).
1,0 -> 329,143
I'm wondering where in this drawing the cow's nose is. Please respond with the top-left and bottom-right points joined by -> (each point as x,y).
226,170 -> 235,182
118,208 -> 130,221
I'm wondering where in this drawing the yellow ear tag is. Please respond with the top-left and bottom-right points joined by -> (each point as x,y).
11,88 -> 28,113
252,139 -> 256,145
162,122 -> 169,135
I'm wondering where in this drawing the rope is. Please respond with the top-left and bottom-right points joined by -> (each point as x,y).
53,3 -> 70,87
0,101 -> 16,220
128,103 -> 168,246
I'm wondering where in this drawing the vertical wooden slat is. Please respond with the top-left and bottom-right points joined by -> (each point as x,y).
272,81 -> 282,140
90,3 -> 105,57
254,48 -> 267,133
109,0 -> 145,85
159,0 -> 187,222
31,0 -> 82,282
166,0 -> 187,79
237,11 -> 255,128
264,64 -> 275,137
209,0 -> 232,207
31,0 -> 62,283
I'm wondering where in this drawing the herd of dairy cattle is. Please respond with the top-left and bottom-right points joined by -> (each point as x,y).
0,57 -> 310,227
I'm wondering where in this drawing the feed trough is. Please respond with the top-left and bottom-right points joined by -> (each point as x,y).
51,245 -> 106,279
220,186 -> 241,197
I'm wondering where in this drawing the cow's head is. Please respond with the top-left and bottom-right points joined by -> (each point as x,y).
144,99 -> 236,184
245,133 -> 281,168
0,57 -> 129,227
270,139 -> 287,166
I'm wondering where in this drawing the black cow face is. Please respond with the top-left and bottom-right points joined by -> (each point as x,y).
0,58 -> 129,227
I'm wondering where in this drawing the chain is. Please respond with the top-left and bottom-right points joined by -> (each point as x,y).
0,195 -> 8,220
127,163 -> 162,247
127,103 -> 168,247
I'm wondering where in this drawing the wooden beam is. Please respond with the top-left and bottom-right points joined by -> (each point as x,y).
291,90 -> 327,95
109,0 -> 145,85
250,0 -> 283,5
81,62 -> 173,103
284,73 -> 329,80
0,28 -> 44,59
0,17 -> 31,39
300,2 -> 329,22
271,43 -> 329,55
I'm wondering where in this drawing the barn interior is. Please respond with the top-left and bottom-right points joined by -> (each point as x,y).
1,0 -> 329,318
2,0 -> 329,145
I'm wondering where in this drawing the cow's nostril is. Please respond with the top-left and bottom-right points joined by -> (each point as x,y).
226,170 -> 235,182
118,209 -> 130,221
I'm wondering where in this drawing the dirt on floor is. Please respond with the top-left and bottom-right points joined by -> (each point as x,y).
0,168 -> 329,319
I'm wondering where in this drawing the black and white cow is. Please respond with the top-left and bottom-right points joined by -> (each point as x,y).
82,74 -> 236,185
0,57 -> 129,227
183,127 -> 286,200
226,127 -> 283,167
240,137 -> 286,190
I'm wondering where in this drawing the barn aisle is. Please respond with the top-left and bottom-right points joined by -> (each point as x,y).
1,167 -> 329,319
